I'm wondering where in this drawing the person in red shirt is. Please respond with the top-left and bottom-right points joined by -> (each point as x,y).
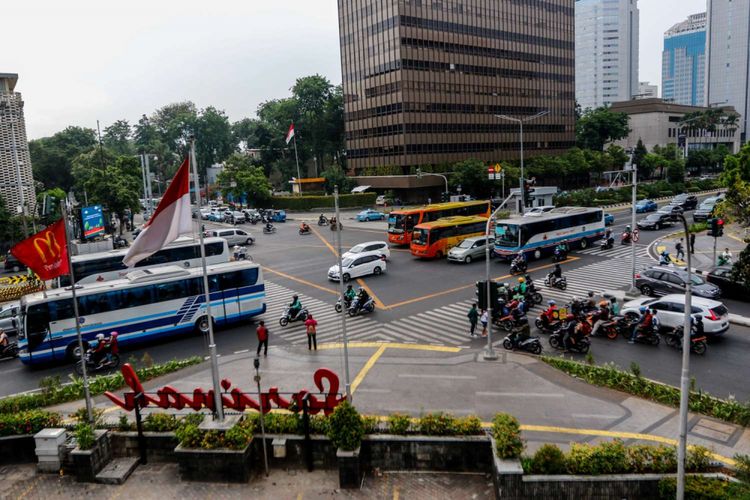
305,314 -> 318,351
256,321 -> 269,357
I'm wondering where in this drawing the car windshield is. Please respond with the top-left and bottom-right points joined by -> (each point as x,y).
341,258 -> 354,267
637,201 -> 648,206
412,228 -> 428,246
456,239 -> 475,249
646,215 -> 661,221
349,244 -> 365,253
689,275 -> 705,285
674,194 -> 687,201
495,223 -> 520,247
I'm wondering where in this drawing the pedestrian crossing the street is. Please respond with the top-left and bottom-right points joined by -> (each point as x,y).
575,243 -> 650,260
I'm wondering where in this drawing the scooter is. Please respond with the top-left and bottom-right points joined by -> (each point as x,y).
535,314 -> 562,334
232,246 -> 251,261
629,325 -> 661,346
279,307 -> 309,327
113,235 -> 129,249
552,247 -> 567,262
600,237 -> 614,250
502,332 -> 543,355
263,225 -> 277,234
509,259 -> 528,275
0,342 -> 19,359
597,316 -> 635,340
663,326 -> 707,355
549,326 -> 591,353
299,225 -> 312,235
335,296 -> 353,313
348,296 -> 375,316
317,215 -> 328,226
75,349 -> 120,376
544,275 -> 567,290
621,232 -> 632,245
249,213 -> 262,225
330,219 -> 343,231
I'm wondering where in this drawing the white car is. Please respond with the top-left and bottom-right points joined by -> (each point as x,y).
342,241 -> 390,260
375,195 -> 387,206
206,228 -> 255,246
621,294 -> 729,336
0,301 -> 20,335
199,208 -> 212,220
328,250 -> 387,282
523,206 -> 555,217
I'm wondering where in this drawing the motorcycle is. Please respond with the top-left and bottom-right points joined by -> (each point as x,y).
630,325 -> 661,346
621,232 -> 632,245
544,274 -> 567,290
299,226 -> 312,235
113,235 -> 129,249
75,349 -> 120,376
330,219 -> 343,231
335,296 -> 354,313
535,314 -> 562,334
552,247 -> 567,262
348,296 -> 375,316
250,213 -> 262,225
663,326 -> 707,355
598,316 -> 635,340
496,313 -> 527,332
263,225 -> 277,234
509,259 -> 528,275
549,325 -> 591,353
317,215 -> 328,226
0,342 -> 19,359
502,333 -> 543,355
232,246 -> 251,261
600,237 -> 614,250
279,307 -> 309,327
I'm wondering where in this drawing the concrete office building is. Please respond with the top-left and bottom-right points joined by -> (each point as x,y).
338,0 -> 577,173
0,74 -> 36,217
575,0 -> 639,110
706,0 -> 750,142
662,12 -> 706,106
637,82 -> 658,99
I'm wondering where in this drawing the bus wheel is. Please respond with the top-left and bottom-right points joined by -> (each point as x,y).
533,249 -> 541,260
195,316 -> 214,335
580,238 -> 589,249
67,342 -> 88,362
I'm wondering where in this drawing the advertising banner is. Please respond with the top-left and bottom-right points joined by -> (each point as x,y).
82,205 -> 105,239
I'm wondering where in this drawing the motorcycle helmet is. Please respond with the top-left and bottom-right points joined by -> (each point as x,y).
518,277 -> 525,283
626,225 -> 631,231
639,306 -> 647,313
293,295 -> 298,300
548,300 -> 556,306
96,333 -> 105,341
565,314 -> 575,321
588,291 -> 594,298
346,284 -> 353,290
110,331 -> 118,337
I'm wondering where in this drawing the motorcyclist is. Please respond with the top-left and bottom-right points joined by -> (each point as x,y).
300,222 -> 310,233
603,228 -> 614,247
318,214 -> 327,225
517,277 -> 528,296
540,300 -> 558,328
561,314 -> 578,350
0,328 -> 9,356
344,284 -> 356,305
569,318 -> 590,350
509,315 -> 532,346
92,333 -> 108,368
555,240 -> 568,258
354,287 -> 370,312
719,248 -> 733,266
629,306 -> 654,343
498,282 -> 511,302
547,264 -> 563,287
591,300 -> 611,337
289,295 -> 303,320
585,291 -> 597,310
691,315 -> 705,337
610,297 -> 621,316
265,221 -> 274,232
105,331 -> 119,363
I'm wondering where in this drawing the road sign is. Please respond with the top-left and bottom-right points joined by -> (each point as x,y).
494,164 -> 502,173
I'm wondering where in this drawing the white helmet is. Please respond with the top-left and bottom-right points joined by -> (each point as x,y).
96,334 -> 105,341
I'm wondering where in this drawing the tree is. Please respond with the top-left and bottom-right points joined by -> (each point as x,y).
0,195 -> 24,252
666,161 -> 685,184
36,187 -> 66,221
322,166 -> 354,194
103,119 -> 134,155
216,153 -> 272,207
193,106 -> 237,172
29,126 -> 97,191
450,159 -> 492,199
576,106 -> 630,151
632,139 -> 648,172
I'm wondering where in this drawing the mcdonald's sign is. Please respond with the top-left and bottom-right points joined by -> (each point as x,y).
11,219 -> 70,280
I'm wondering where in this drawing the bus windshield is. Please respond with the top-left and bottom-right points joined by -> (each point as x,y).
412,228 -> 428,246
388,213 -> 416,234
495,223 -> 520,247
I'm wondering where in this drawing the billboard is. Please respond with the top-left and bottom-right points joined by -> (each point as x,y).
81,205 -> 105,239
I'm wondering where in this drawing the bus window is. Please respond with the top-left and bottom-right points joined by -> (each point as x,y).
206,242 -> 224,257
49,299 -> 75,322
155,282 -> 187,302
495,224 -> 519,247
412,228 -> 428,246
239,268 -> 258,286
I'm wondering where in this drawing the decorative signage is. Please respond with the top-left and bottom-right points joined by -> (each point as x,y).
104,364 -> 346,415
81,205 -> 105,239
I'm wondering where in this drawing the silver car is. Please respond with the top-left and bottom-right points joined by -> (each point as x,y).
447,236 -> 495,264
206,229 -> 255,246
0,302 -> 20,335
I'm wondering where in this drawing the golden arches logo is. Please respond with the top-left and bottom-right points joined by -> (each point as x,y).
33,231 -> 61,264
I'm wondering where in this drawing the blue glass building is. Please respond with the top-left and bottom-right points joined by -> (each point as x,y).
662,13 -> 706,106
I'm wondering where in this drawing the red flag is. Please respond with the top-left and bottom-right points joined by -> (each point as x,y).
285,123 -> 295,144
11,219 -> 70,280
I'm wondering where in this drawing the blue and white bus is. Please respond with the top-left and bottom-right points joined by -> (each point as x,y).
494,207 -> 605,260
18,261 -> 265,365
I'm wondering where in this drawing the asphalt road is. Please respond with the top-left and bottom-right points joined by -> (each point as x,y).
2,195 -> 749,402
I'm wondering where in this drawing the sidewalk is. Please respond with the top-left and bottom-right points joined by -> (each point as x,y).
655,224 -> 746,272
52,344 -> 750,467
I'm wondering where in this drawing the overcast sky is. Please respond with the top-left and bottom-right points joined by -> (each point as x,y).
7,0 -> 708,139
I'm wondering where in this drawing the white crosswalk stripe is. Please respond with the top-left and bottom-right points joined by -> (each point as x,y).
575,244 -> 650,259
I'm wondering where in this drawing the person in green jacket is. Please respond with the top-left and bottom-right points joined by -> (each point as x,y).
467,303 -> 479,337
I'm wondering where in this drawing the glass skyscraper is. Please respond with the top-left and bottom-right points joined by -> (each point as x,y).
662,13 -> 706,106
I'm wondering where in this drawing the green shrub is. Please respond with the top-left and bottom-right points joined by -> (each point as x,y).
269,193 -> 376,211
117,415 -> 133,432
0,410 -> 60,437
223,423 -> 253,450
200,430 -> 223,449
455,415 -> 483,435
735,453 -> 750,483
566,440 -> 628,475
690,222 -> 708,233
175,423 -> 202,448
492,413 -> 524,459
657,476 -> 744,500
75,423 -> 96,450
143,413 -> 178,432
529,444 -> 567,474
263,413 -> 300,434
309,414 -> 329,435
179,413 -> 205,428
626,445 -> 677,473
418,412 -> 456,436
688,445 -> 713,472
72,407 -> 105,427
361,415 -> 379,434
326,401 -> 364,451
387,413 -> 411,435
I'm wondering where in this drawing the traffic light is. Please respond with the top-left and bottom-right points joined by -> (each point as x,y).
716,218 -> 724,237
476,281 -> 499,310
441,192 -> 449,203
708,218 -> 724,237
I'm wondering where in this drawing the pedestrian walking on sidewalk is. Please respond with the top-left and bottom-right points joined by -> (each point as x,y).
305,314 -> 318,351
467,303 -> 479,336
690,233 -> 696,254
676,239 -> 685,260
256,321 -> 269,357
480,309 -> 488,337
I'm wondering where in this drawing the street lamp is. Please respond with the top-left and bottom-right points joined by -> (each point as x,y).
495,111 -> 549,212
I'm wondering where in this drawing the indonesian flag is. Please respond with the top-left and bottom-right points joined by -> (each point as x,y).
10,219 -> 69,280
285,123 -> 295,144
123,157 -> 192,267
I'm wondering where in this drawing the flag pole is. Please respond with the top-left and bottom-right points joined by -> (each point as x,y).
189,138 -> 225,421
292,132 -> 302,189
60,201 -> 94,423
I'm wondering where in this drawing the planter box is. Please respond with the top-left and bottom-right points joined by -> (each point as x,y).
0,434 -> 37,465
337,447 -> 361,489
71,430 -> 112,483
110,431 -> 179,462
362,434 -> 491,472
175,440 -> 253,483
253,434 -> 338,470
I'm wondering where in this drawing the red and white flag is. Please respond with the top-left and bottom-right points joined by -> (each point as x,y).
123,157 -> 192,267
285,123 -> 295,144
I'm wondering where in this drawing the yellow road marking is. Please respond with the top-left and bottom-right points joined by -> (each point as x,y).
655,245 -> 687,266
350,345 -> 387,394
356,278 -> 388,310
727,231 -> 746,244
393,486 -> 399,500
262,266 -> 339,296
311,226 -> 338,257
297,494 -> 303,500
385,258 -> 580,309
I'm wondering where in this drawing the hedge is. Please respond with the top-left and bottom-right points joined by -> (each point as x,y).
542,357 -> 750,427
0,410 -> 61,436
269,193 -> 377,210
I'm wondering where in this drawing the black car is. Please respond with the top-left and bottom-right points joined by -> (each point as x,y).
693,199 -> 718,222
705,266 -> 750,301
637,213 -> 674,230
635,267 -> 721,299
3,252 -> 25,273
672,193 -> 699,210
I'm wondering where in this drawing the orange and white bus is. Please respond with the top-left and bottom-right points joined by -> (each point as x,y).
410,216 -> 488,259
387,200 -> 491,246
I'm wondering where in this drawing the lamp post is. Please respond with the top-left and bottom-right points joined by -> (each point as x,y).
496,111 -> 549,213
334,186 -> 352,399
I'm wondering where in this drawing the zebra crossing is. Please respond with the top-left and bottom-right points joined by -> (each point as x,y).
575,243 -> 650,260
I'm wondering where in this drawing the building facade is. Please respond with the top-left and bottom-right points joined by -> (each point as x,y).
0,74 -> 36,217
662,12 -> 706,107
338,0 -> 577,173
610,98 -> 740,154
637,81 -> 658,99
575,0 -> 639,110
706,0 -> 750,142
